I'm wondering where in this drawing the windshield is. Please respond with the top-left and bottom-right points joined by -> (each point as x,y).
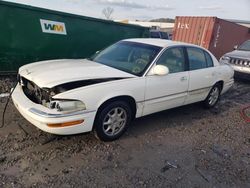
238,40 -> 250,51
90,41 -> 162,76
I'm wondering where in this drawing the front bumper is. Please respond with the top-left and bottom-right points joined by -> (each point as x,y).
234,71 -> 250,80
229,65 -> 250,80
12,84 -> 96,135
221,79 -> 234,95
231,65 -> 250,74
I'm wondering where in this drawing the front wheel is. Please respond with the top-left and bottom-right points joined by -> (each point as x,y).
203,84 -> 221,108
94,101 -> 132,141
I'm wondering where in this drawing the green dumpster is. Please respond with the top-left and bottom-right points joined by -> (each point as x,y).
0,1 -> 149,73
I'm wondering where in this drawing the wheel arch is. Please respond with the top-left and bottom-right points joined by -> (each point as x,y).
204,80 -> 224,102
93,95 -> 137,128
214,80 -> 224,91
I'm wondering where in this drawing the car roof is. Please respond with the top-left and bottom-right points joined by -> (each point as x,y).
123,38 -> 198,48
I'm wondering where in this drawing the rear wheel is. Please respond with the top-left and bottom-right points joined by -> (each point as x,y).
94,101 -> 132,141
203,84 -> 221,108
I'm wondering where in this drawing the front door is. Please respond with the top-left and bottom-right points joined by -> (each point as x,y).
143,47 -> 189,116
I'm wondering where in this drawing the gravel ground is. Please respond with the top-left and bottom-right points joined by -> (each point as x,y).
0,76 -> 250,188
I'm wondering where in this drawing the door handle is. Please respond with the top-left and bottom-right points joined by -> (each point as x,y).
180,76 -> 188,81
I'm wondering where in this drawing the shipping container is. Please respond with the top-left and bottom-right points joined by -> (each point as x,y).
0,1 -> 149,73
172,16 -> 250,59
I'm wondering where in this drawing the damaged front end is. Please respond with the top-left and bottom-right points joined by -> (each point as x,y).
18,75 -> 53,106
18,76 -> 87,113
18,75 -> 127,113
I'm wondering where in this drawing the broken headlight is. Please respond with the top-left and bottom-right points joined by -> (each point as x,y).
48,100 -> 86,113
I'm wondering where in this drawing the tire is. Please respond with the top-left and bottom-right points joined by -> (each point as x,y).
203,84 -> 221,108
94,101 -> 132,141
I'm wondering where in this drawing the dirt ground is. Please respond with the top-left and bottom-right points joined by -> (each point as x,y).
0,77 -> 250,188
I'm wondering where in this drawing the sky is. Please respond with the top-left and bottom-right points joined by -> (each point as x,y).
3,0 -> 250,21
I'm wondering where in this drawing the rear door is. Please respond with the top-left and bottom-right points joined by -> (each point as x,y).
185,47 -> 218,104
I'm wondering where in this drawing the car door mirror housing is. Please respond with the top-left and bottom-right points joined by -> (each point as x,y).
234,45 -> 238,50
152,65 -> 169,76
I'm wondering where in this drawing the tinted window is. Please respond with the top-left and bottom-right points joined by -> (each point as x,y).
160,32 -> 169,39
238,40 -> 250,51
91,41 -> 162,76
204,51 -> 214,67
187,48 -> 207,70
150,31 -> 160,38
156,47 -> 185,73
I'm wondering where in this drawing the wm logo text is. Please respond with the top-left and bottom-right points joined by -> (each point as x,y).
40,19 -> 67,35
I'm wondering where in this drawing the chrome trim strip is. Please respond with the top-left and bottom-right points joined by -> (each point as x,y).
189,86 -> 212,92
137,91 -> 187,103
29,108 -> 96,118
188,86 -> 212,95
136,86 -> 213,103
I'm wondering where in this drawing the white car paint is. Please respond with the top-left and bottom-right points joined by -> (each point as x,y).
144,71 -> 189,116
19,59 -> 136,88
12,38 -> 234,136
12,84 -> 96,134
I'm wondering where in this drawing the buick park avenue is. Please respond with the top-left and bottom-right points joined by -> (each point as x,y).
12,39 -> 234,141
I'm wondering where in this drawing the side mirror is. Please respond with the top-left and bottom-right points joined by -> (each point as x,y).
152,65 -> 169,76
234,45 -> 238,50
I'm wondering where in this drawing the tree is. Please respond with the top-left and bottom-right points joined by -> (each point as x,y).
102,7 -> 114,20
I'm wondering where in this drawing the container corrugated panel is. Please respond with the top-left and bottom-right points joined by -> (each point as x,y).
173,16 -> 250,59
0,1 -> 149,73
208,18 -> 250,59
173,17 -> 215,48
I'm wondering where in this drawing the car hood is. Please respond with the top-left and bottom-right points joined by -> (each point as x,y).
19,59 -> 136,88
225,50 -> 250,60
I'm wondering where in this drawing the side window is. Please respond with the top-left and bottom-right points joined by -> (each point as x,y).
156,47 -> 185,73
204,51 -> 214,67
187,48 -> 207,70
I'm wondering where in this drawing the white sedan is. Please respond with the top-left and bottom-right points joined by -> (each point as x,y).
12,39 -> 234,141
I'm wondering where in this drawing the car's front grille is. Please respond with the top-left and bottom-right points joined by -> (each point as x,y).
19,76 -> 50,104
229,58 -> 250,68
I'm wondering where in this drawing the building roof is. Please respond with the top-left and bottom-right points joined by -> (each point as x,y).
123,38 -> 196,48
115,20 -> 174,29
